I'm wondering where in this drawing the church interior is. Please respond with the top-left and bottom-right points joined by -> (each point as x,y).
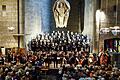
0,0 -> 120,80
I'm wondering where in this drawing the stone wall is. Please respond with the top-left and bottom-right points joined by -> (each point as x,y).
0,0 -> 18,48
0,0 -> 24,48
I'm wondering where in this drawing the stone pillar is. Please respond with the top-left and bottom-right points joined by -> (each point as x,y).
83,0 -> 97,53
93,0 -> 98,53
20,0 -> 25,48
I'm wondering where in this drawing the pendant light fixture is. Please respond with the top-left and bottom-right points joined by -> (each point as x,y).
98,0 -> 110,34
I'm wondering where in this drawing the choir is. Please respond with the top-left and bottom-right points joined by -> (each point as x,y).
29,31 -> 90,52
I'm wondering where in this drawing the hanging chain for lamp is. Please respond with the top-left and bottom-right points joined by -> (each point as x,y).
115,0 -> 118,26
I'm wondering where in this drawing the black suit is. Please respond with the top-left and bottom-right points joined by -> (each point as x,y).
0,57 -> 4,65
11,56 -> 17,65
53,53 -> 58,68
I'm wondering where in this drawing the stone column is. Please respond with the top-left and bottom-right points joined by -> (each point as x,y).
19,0 -> 24,48
83,0 -> 97,53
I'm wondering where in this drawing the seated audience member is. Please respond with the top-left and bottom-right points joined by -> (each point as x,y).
0,52 -> 4,65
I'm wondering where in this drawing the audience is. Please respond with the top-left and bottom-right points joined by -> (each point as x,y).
0,31 -> 119,80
